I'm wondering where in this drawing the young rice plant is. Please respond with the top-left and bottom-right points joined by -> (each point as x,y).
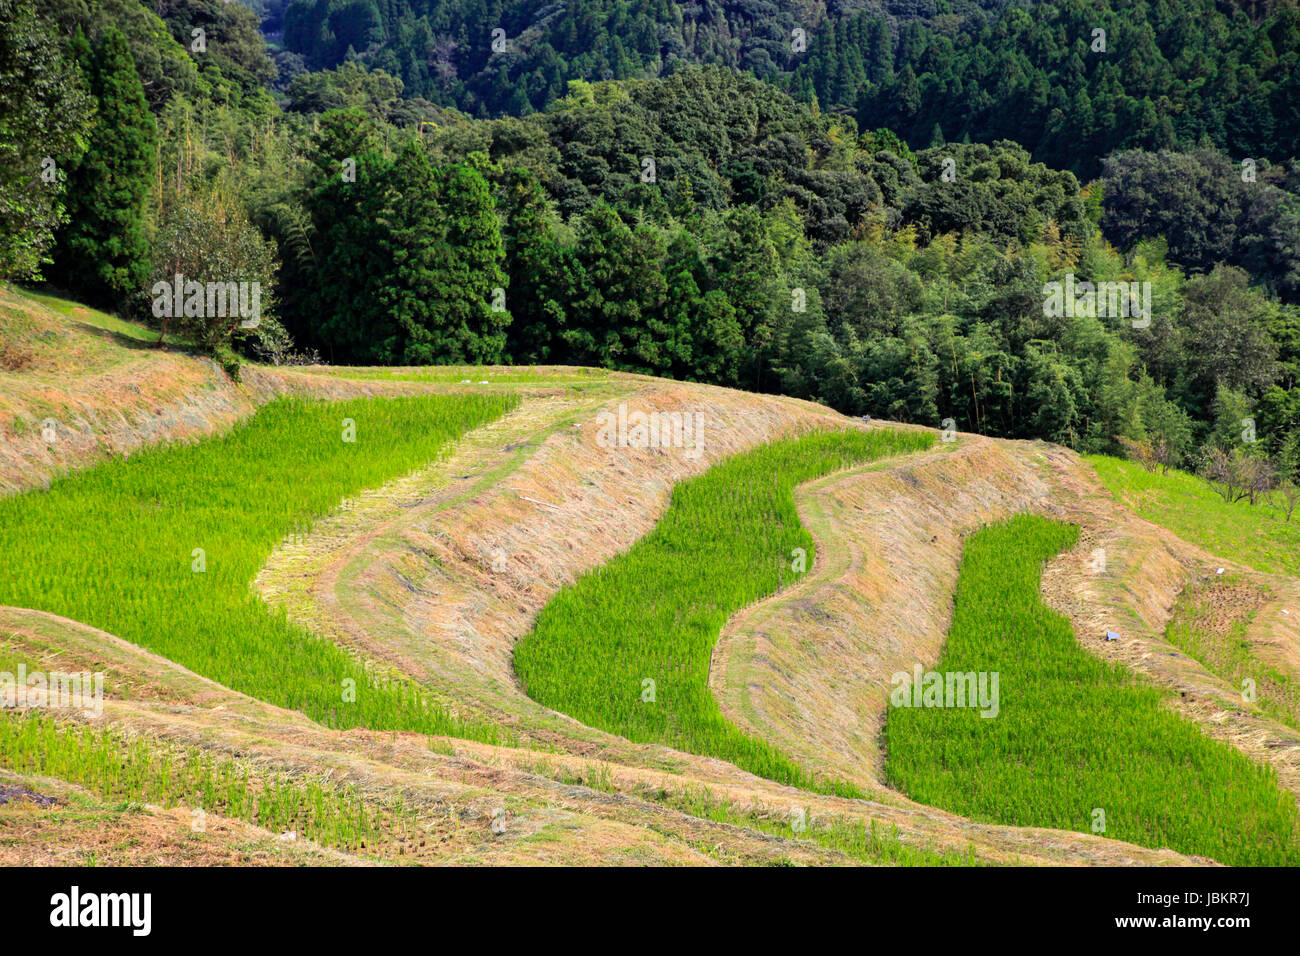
0,394 -> 516,741
0,712 -> 420,856
514,427 -> 934,794
883,513 -> 1300,866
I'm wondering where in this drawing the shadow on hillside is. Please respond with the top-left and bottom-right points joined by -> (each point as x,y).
19,284 -> 195,353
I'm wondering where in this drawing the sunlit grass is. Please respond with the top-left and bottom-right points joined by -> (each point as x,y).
1088,454 -> 1300,576
18,288 -> 171,345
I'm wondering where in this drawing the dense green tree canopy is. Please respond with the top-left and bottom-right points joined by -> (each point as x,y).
48,27 -> 157,309
18,0 -> 1300,484
796,0 -> 1300,179
0,0 -> 93,280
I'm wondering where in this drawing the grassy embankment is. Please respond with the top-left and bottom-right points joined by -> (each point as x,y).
1088,454 -> 1300,576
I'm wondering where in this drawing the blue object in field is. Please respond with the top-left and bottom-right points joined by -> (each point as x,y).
1105,631 -> 1121,641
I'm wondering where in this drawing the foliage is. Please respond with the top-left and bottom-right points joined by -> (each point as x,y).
0,0 -> 93,281
281,122 -> 508,364
281,0 -> 1008,116
47,27 -> 156,310
1102,149 -> 1300,302
148,183 -> 281,355
804,1 -> 1300,179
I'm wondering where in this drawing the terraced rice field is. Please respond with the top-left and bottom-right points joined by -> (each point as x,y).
5,289 -> 1297,868
883,514 -> 1300,866
515,427 -> 935,794
0,394 -> 516,740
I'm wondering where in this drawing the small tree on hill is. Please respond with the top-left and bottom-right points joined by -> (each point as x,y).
1201,446 -> 1275,506
149,185 -> 280,360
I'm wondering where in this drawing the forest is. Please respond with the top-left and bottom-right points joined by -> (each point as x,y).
3,0 -> 1298,486
279,0 -> 1013,115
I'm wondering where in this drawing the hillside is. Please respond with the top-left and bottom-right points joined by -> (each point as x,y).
272,0 -> 1300,184
4,287 -> 1299,867
9,0 -> 1297,478
279,0 -> 1012,114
